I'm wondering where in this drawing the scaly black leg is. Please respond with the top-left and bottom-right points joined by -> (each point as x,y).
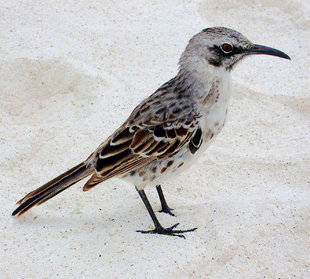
136,187 -> 197,238
156,185 -> 175,216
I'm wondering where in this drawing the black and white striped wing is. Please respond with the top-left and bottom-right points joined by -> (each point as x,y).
83,91 -> 202,190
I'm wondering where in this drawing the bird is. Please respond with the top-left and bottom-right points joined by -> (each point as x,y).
12,27 -> 290,238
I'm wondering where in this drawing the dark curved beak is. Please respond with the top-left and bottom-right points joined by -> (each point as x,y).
246,44 -> 291,60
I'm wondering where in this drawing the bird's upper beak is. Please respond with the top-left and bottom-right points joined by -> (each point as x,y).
245,44 -> 291,60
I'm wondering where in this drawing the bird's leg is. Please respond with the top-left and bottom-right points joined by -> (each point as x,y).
156,185 -> 175,216
136,188 -> 197,238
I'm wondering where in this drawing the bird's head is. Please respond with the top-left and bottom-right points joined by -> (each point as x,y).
179,27 -> 290,73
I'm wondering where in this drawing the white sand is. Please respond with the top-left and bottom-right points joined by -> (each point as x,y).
1,1 -> 309,278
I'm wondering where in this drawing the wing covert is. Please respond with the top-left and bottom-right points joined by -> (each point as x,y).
83,87 -> 201,191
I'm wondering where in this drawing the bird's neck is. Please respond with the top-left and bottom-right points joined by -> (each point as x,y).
177,56 -> 231,104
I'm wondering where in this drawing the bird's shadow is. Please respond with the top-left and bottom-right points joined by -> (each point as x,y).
12,203 -> 140,235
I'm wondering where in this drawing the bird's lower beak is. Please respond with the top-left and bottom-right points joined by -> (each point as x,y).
246,44 -> 291,60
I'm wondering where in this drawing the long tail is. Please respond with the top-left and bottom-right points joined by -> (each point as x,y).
12,161 -> 94,216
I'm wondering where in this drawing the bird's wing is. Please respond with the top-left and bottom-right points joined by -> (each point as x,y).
83,87 -> 202,190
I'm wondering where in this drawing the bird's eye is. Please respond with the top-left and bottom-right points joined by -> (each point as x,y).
221,43 -> 233,53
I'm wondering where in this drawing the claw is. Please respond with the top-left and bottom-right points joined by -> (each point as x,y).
159,206 -> 175,216
137,223 -> 197,238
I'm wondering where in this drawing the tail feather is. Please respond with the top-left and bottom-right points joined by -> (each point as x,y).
12,162 -> 93,216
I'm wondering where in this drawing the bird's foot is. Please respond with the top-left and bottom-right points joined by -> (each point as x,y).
159,205 -> 175,216
137,223 -> 197,238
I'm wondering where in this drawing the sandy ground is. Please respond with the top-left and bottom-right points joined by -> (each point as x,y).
1,0 -> 309,278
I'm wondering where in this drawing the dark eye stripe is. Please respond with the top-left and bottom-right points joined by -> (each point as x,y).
210,45 -> 242,58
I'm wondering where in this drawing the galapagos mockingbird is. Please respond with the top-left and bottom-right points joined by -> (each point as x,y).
12,27 -> 290,238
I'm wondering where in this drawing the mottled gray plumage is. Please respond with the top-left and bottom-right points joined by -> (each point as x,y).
13,27 -> 290,237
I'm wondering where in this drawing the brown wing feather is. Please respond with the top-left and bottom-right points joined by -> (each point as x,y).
83,156 -> 154,190
82,87 -> 201,191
